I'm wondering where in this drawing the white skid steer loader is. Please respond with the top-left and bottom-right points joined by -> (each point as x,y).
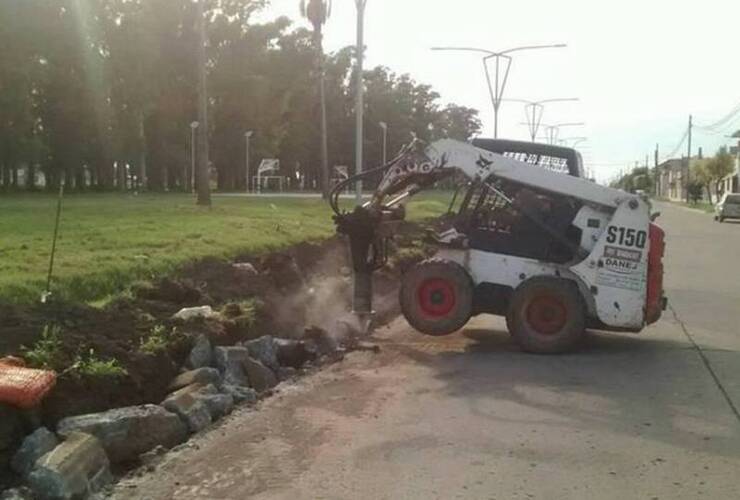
331,138 -> 666,353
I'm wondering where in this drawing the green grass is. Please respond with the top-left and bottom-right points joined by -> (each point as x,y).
658,198 -> 715,214
0,192 -> 450,304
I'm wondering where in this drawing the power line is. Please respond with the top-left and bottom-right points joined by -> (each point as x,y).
695,101 -> 740,131
662,128 -> 689,161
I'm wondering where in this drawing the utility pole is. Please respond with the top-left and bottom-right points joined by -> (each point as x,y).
195,0 -> 211,206
354,0 -> 368,205
685,114 -> 693,202
654,143 -> 660,197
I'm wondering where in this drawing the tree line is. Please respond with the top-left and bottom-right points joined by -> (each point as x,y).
0,0 -> 482,193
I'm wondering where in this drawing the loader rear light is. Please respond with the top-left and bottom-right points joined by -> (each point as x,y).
645,223 -> 665,325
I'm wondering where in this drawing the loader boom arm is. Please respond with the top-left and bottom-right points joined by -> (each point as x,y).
369,139 -> 634,213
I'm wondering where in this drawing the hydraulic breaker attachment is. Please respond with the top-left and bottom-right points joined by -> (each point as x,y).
334,205 -> 402,332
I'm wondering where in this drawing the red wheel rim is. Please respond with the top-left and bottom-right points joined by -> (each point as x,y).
417,278 -> 456,318
526,295 -> 568,335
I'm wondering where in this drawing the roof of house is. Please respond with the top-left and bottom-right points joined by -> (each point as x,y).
658,159 -> 684,172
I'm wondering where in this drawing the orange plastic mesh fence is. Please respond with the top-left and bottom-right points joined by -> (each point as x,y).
0,359 -> 57,409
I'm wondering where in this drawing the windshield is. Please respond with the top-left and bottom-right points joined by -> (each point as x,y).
724,194 -> 740,204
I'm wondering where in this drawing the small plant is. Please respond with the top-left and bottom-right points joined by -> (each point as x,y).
70,349 -> 128,379
21,324 -> 65,371
139,324 -> 180,355
222,299 -> 262,331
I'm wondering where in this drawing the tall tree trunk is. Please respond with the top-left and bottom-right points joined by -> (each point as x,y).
317,34 -> 329,199
1,163 -> 10,188
75,168 -> 85,191
139,113 -> 147,191
26,164 -> 36,190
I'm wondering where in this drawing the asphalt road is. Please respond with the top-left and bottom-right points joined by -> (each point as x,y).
111,202 -> 740,500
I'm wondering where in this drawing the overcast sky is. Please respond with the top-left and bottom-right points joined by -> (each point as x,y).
260,0 -> 740,182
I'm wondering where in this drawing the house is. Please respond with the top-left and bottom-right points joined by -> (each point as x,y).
717,146 -> 740,196
655,158 -> 687,201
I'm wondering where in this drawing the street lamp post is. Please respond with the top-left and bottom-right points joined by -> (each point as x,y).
354,0 -> 368,205
559,136 -> 588,148
244,131 -> 253,193
540,122 -> 585,145
505,98 -> 579,142
431,44 -> 567,139
379,121 -> 388,165
190,121 -> 199,193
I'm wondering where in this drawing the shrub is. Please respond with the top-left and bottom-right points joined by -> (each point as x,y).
139,324 -> 178,355
71,349 -> 128,379
21,324 -> 65,371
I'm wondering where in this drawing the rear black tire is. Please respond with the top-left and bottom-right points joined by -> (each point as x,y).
506,277 -> 585,354
719,216 -> 725,223
400,259 -> 474,336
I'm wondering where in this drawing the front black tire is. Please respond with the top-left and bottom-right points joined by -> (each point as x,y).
506,277 -> 585,354
400,259 -> 474,336
719,216 -> 725,223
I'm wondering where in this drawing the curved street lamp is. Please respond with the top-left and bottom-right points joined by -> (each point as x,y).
559,136 -> 588,148
540,122 -> 585,145
431,44 -> 567,138
505,98 -> 579,142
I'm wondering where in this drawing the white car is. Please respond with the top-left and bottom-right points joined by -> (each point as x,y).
715,193 -> 740,222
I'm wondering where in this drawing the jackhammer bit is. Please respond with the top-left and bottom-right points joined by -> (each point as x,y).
334,206 -> 385,335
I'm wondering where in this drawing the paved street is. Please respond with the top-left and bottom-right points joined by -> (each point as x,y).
112,202 -> 740,500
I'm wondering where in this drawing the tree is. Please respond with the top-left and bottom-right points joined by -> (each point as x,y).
0,2 -> 480,195
704,149 -> 735,201
691,159 -> 713,203
436,104 -> 482,141
687,181 -> 704,204
612,167 -> 653,194
299,0 -> 331,198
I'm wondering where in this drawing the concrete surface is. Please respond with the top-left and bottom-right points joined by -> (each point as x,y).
110,202 -> 740,500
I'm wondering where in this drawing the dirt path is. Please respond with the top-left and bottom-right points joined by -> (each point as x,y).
110,318 -> 740,500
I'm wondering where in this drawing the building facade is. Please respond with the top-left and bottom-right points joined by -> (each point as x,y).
655,159 -> 686,201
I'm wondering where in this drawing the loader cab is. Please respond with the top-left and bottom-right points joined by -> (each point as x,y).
440,139 -> 586,263
451,179 -> 582,264
471,138 -> 585,178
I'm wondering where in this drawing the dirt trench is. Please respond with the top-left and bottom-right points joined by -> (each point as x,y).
0,221 -> 432,430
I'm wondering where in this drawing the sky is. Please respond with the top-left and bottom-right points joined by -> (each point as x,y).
259,0 -> 740,182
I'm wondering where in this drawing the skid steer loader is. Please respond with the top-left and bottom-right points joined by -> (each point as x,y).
330,138 -> 666,353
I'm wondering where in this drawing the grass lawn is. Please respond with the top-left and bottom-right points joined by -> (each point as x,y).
657,198 -> 715,214
0,192 -> 450,304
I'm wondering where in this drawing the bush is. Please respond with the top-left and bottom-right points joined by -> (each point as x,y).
139,324 -> 180,355
687,182 -> 704,204
21,324 -> 65,371
70,349 -> 128,379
